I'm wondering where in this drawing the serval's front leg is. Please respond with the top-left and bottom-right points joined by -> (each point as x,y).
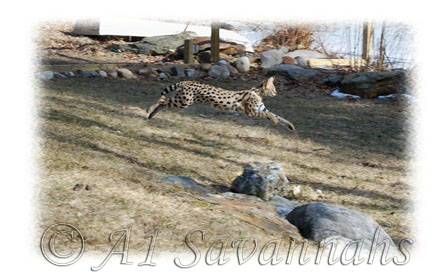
244,102 -> 295,131
271,113 -> 295,131
258,111 -> 295,131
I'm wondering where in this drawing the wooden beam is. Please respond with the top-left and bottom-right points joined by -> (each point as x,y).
211,23 -> 220,63
307,58 -> 366,68
183,39 -> 194,64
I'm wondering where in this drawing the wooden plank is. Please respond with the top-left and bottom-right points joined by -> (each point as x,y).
183,39 -> 194,64
307,59 -> 366,68
211,23 -> 220,63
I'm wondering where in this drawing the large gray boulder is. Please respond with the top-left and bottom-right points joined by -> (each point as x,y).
268,64 -> 321,80
339,71 -> 406,98
285,50 -> 327,67
322,73 -> 344,86
260,49 -> 285,69
286,202 -> 394,246
230,162 -> 290,201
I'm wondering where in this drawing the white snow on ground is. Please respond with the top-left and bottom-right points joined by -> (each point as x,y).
227,21 -> 279,46
330,89 -> 361,99
378,94 -> 397,99
99,17 -> 254,52
378,93 -> 416,102
331,90 -> 416,102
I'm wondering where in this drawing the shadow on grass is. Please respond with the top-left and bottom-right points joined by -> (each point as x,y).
291,178 -> 408,208
42,129 -> 224,186
38,78 -> 412,243
42,96 -> 398,187
40,78 -> 409,159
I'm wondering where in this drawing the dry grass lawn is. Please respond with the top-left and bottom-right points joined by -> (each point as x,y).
36,76 -> 412,255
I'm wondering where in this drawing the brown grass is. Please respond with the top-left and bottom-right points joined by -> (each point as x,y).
36,77 -> 412,254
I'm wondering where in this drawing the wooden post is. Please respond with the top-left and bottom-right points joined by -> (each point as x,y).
183,39 -> 194,64
211,23 -> 220,63
378,22 -> 386,71
362,21 -> 373,71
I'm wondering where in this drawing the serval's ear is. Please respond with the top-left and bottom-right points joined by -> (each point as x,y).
266,76 -> 275,89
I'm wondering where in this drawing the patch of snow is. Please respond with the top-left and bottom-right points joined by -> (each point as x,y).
378,93 -> 415,102
330,89 -> 361,99
228,21 -> 279,46
378,94 -> 397,99
401,93 -> 415,101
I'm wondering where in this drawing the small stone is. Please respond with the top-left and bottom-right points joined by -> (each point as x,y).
98,70 -> 108,78
235,56 -> 250,73
138,67 -> 160,78
169,65 -> 185,77
81,71 -> 99,78
200,63 -> 212,71
282,56 -> 297,65
159,72 -> 169,80
226,64 -> 239,75
116,68 -> 135,79
217,60 -> 228,66
184,68 -> 200,78
63,72 -> 75,77
107,70 -> 118,78
208,64 -> 230,79
291,185 -> 302,198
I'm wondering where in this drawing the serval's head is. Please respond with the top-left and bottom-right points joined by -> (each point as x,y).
260,76 -> 277,97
